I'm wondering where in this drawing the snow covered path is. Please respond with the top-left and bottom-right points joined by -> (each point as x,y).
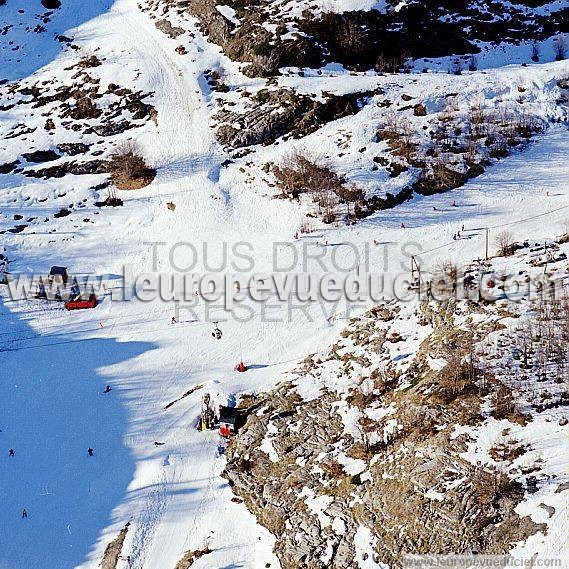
0,1 -> 568,567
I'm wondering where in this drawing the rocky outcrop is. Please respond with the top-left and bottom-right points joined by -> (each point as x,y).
150,0 -> 568,76
22,150 -> 60,163
170,0 -> 321,76
216,89 -> 373,149
23,159 -> 109,179
155,19 -> 186,38
100,523 -> 130,569
57,143 -> 90,156
224,300 -> 548,568
174,546 -> 213,569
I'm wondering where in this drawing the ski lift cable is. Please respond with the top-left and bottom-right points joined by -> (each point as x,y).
2,201 -> 569,347
0,292 -> 327,351
419,203 -> 569,257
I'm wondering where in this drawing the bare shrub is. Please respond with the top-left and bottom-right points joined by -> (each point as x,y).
489,435 -> 527,462
469,96 -> 488,140
471,466 -> 524,510
337,184 -> 366,219
109,141 -> 153,189
430,260 -> 458,298
436,361 -> 477,402
321,459 -> 345,479
110,141 -> 146,177
274,152 -> 343,197
336,19 -> 368,55
273,152 -> 363,222
491,383 -> 527,423
380,116 -> 416,161
495,230 -> 514,256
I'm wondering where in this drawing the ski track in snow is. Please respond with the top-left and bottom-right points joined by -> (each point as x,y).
0,0 -> 568,568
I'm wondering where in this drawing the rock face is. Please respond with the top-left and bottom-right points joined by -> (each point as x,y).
183,0 -> 321,77
224,300 -> 549,568
150,0 -> 568,76
100,523 -> 130,569
22,150 -> 60,163
216,89 -> 373,149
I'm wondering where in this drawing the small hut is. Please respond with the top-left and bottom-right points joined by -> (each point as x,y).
49,266 -> 68,286
218,406 -> 237,438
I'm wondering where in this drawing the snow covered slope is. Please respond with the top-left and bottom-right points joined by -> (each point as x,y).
0,0 -> 568,568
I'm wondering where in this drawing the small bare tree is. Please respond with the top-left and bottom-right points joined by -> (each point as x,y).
495,230 -> 514,256
336,19 -> 368,55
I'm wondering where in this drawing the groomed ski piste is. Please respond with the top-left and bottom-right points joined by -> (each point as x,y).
0,0 -> 568,568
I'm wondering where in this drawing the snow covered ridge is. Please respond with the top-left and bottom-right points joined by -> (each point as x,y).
223,239 -> 569,568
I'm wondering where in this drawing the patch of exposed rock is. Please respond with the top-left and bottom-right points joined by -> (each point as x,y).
22,150 -> 60,163
155,18 -> 186,39
23,159 -> 109,179
100,522 -> 130,569
143,0 -> 568,76
216,88 -> 373,149
224,300 -> 547,568
174,546 -> 213,569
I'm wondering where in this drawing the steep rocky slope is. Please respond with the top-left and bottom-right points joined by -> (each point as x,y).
225,239 -> 569,567
143,0 -> 569,76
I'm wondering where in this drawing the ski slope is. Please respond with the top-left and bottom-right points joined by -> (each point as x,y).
0,0 -> 568,568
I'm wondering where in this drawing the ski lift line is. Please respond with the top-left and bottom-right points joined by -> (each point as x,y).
418,203 -> 569,257
486,203 -> 569,230
0,294 -> 338,351
3,204 -> 568,345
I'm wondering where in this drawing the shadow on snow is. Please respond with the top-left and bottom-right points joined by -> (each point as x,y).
0,297 -> 158,569
0,0 -> 115,82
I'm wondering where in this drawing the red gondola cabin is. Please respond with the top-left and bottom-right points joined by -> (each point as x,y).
64,294 -> 97,310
